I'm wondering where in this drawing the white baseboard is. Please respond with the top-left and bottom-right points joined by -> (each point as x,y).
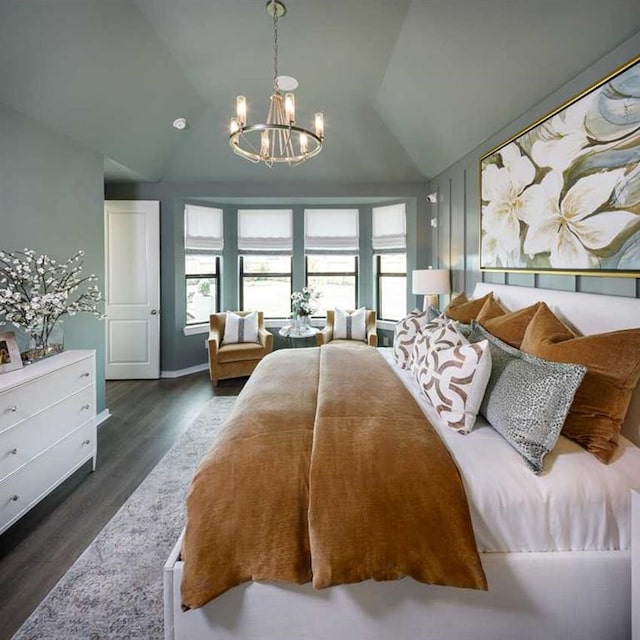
96,409 -> 111,429
160,363 -> 209,379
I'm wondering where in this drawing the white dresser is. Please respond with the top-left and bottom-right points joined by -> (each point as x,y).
0,350 -> 97,534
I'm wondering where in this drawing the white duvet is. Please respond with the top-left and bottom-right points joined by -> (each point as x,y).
379,348 -> 640,553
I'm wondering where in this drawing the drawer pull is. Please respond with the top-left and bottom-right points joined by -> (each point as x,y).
10,495 -> 19,502
83,439 -> 91,446
9,448 -> 18,455
81,404 -> 91,411
81,372 -> 91,378
8,406 -> 17,413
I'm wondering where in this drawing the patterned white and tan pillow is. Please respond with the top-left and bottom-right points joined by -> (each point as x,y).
393,308 -> 441,369
416,338 -> 492,434
334,307 -> 367,341
222,311 -> 259,345
410,320 -> 464,379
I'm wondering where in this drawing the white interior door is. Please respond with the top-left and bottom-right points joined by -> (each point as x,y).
104,200 -> 160,379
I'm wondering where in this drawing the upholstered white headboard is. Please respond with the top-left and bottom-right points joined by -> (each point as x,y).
471,283 -> 640,447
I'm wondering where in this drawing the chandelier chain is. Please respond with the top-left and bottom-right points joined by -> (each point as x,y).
272,1 -> 279,90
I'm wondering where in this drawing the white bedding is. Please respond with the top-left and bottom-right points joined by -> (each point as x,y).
379,347 -> 640,554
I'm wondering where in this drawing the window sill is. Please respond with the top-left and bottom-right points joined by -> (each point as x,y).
184,323 -> 209,336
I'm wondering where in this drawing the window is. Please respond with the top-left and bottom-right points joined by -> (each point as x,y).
376,254 -> 406,321
185,205 -> 223,325
305,209 -> 359,312
238,209 -> 293,318
373,203 -> 407,321
306,255 -> 358,313
239,255 -> 292,318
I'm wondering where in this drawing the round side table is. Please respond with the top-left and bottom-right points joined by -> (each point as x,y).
278,326 -> 319,348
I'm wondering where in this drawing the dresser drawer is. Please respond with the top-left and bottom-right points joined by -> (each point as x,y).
0,420 -> 95,533
0,386 -> 95,482
0,357 -> 94,432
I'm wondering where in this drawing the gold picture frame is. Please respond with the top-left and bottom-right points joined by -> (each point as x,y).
480,55 -> 640,276
0,331 -> 23,374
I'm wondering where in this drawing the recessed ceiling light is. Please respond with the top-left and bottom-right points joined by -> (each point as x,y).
172,117 -> 187,130
276,75 -> 299,91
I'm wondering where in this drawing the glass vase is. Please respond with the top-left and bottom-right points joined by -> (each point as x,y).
21,321 -> 64,364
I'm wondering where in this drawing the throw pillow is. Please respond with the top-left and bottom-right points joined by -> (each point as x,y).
479,302 -> 542,349
393,309 -> 434,370
222,311 -> 259,345
475,296 -> 507,324
334,307 -> 367,341
411,319 -> 464,379
444,292 -> 493,323
520,303 -> 640,463
469,323 -> 586,474
416,338 -> 492,435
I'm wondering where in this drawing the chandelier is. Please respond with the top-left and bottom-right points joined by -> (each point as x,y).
229,0 -> 324,167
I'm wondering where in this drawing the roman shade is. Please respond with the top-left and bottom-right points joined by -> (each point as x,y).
185,205 -> 224,251
238,209 -> 293,251
372,203 -> 406,250
305,209 -> 359,251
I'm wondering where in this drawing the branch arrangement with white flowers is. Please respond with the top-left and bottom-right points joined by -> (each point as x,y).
291,286 -> 321,317
0,248 -> 104,349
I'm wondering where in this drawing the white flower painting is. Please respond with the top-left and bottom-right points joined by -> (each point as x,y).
480,56 -> 640,273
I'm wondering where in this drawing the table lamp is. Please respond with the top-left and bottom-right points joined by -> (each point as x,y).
412,268 -> 450,311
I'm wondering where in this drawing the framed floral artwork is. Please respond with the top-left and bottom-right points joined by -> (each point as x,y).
0,331 -> 23,374
480,55 -> 640,275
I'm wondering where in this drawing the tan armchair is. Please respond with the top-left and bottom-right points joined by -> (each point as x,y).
316,309 -> 378,347
207,311 -> 273,385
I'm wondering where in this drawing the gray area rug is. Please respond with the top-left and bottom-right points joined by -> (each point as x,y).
13,396 -> 237,640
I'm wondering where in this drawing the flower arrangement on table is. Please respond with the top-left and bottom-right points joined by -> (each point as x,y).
291,286 -> 321,319
0,248 -> 104,361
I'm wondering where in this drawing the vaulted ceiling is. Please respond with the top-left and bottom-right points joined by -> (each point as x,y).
1,0 -> 639,185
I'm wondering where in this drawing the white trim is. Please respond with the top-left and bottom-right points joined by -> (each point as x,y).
160,363 -> 209,379
377,320 -> 396,331
96,409 -> 111,429
184,323 -> 208,336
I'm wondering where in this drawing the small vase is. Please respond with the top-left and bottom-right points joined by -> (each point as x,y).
21,321 -> 64,364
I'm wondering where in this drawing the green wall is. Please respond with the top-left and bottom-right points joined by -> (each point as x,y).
427,31 -> 640,301
0,102 -> 106,411
104,182 -> 431,373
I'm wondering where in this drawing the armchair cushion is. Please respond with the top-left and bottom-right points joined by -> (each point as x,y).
222,311 -> 259,345
217,342 -> 270,364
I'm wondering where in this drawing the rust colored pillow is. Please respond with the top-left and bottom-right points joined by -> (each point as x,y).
444,293 -> 493,324
520,303 -> 640,463
475,296 -> 507,324
480,302 -> 542,349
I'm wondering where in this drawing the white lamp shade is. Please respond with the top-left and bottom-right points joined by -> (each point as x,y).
412,269 -> 450,295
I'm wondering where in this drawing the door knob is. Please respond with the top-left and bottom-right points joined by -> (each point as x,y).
150,309 -> 159,315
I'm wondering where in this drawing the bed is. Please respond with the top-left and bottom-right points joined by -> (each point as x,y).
164,283 -> 640,640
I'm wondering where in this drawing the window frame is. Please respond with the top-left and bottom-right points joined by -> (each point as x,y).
185,254 -> 221,326
238,254 -> 293,319
305,254 -> 359,315
375,253 -> 407,321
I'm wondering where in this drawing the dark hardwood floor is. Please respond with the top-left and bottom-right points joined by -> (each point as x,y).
0,371 -> 245,640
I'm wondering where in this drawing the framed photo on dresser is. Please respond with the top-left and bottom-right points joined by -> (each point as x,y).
0,331 -> 23,374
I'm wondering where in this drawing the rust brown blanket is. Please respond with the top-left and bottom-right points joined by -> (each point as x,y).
181,345 -> 486,610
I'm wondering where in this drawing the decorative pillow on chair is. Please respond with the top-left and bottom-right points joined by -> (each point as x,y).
416,336 -> 492,435
469,323 -> 586,474
444,292 -> 493,323
334,307 -> 367,341
222,311 -> 259,345
520,303 -> 640,463
393,308 -> 441,370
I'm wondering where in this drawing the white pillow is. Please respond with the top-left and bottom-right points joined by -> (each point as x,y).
410,319 -> 465,379
334,307 -> 367,341
223,311 -> 259,344
416,338 -> 492,434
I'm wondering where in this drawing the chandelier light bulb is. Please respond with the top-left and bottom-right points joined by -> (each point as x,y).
299,133 -> 308,154
236,96 -> 247,127
284,93 -> 295,124
315,113 -> 324,139
229,118 -> 239,135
